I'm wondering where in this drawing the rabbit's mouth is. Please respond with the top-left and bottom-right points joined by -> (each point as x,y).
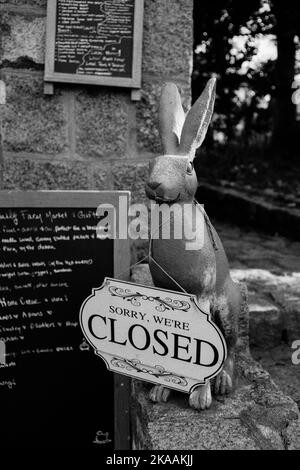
146,184 -> 181,203
149,193 -> 181,204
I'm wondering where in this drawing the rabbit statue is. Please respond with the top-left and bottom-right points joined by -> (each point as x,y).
145,79 -> 244,411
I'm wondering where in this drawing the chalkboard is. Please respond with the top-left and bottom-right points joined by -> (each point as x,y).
45,0 -> 144,91
0,191 -> 130,449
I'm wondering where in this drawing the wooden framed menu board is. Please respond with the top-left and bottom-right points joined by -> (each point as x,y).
0,191 -> 131,449
44,0 -> 144,96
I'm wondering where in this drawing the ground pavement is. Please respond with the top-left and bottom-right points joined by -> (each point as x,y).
215,221 -> 300,409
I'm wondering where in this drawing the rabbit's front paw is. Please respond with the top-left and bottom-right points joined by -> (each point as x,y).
149,385 -> 171,403
214,369 -> 232,395
189,383 -> 212,410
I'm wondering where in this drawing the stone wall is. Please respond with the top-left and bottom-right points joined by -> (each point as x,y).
0,0 -> 193,204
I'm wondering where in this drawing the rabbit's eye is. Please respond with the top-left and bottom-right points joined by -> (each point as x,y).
186,162 -> 194,174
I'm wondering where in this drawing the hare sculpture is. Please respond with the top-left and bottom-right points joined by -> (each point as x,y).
145,79 -> 243,411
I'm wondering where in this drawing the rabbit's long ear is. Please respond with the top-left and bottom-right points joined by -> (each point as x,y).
179,78 -> 216,158
159,82 -> 186,154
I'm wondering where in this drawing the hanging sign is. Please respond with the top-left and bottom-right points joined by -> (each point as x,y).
80,278 -> 226,393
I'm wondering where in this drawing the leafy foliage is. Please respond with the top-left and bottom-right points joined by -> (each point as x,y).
193,0 -> 276,146
193,0 -> 300,196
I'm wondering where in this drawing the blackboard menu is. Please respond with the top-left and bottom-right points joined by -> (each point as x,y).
45,0 -> 144,91
0,192 -> 130,448
55,0 -> 134,77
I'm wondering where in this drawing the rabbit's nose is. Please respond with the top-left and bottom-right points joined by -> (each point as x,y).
147,182 -> 161,190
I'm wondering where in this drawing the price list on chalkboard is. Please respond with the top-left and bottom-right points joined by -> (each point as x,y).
45,0 -> 144,94
55,0 -> 134,77
0,206 -> 115,448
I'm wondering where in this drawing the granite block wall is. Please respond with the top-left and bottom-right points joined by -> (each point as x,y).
0,0 -> 193,200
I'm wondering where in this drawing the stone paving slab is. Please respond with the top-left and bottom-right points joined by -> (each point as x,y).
252,345 -> 300,409
132,367 -> 300,450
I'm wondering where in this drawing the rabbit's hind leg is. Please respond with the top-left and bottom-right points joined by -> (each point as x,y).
214,364 -> 233,395
189,382 -> 212,410
212,280 -> 240,396
149,385 -> 171,403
